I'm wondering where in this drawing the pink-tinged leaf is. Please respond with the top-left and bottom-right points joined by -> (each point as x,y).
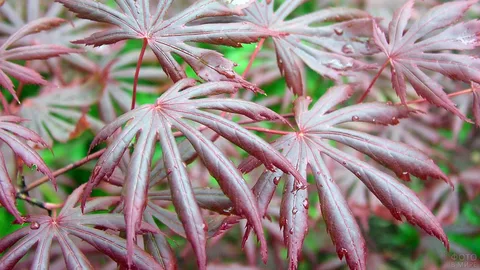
124,118 -> 157,267
170,116 -> 268,263
317,127 -> 450,185
0,17 -> 78,102
143,214 -> 177,270
308,145 -> 366,270
0,17 -> 66,49
0,184 -> 161,269
0,116 -> 54,221
320,142 -> 449,249
157,116 -> 207,270
149,188 -> 234,215
85,79 -> 305,266
56,0 -> 272,86
19,81 -> 103,146
242,83 -> 450,268
2,45 -> 82,61
236,1 -> 376,95
372,0 -> 480,121
472,82 -> 480,126
0,152 -> 21,221
279,140 -> 308,269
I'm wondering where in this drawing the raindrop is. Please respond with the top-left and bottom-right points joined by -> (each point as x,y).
273,177 -> 280,185
334,28 -> 344,35
30,222 -> 40,230
372,118 -> 376,123
289,228 -> 294,234
391,117 -> 399,124
341,44 -> 354,54
351,115 -> 360,121
400,171 -> 411,181
292,207 -> 298,214
386,101 -> 393,106
302,199 -> 309,209
342,161 -> 347,165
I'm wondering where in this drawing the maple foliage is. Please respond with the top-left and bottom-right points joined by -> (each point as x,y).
240,84 -> 449,269
0,184 -> 161,269
0,116 -> 54,222
237,0 -> 378,95
85,78 -> 305,268
371,0 -> 480,120
0,0 -> 479,269
55,0 -> 275,89
0,17 -> 80,103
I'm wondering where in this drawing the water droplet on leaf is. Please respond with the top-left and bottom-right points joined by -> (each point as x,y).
30,222 -> 40,230
334,28 -> 344,35
341,44 -> 354,54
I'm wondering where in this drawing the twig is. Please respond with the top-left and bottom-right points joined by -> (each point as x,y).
131,38 -> 148,110
357,59 -> 390,103
22,148 -> 106,193
402,88 -> 473,105
242,38 -> 265,78
243,126 -> 291,135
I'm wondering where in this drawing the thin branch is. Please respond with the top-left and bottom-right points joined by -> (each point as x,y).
131,38 -> 148,110
22,148 -> 106,193
402,88 -> 473,105
357,59 -> 390,103
243,126 -> 291,135
242,38 -> 265,78
16,192 -> 62,214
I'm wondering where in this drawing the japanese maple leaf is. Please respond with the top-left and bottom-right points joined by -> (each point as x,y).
0,17 -> 80,102
237,0 -> 377,95
55,0 -> 275,88
17,80 -> 104,146
85,78 -> 306,268
0,0 -> 98,77
0,184 -> 161,270
371,0 -> 480,120
0,115 -> 54,222
240,85 -> 450,269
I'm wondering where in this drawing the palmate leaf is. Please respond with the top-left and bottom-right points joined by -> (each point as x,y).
240,84 -> 450,269
0,184 -> 161,270
55,0 -> 276,90
372,0 -> 480,120
0,116 -> 54,222
0,17 -> 80,103
17,80 -> 104,146
85,78 -> 306,268
0,0 -> 99,77
236,0 -> 377,95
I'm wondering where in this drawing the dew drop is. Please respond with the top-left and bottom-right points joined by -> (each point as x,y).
351,115 -> 360,121
386,101 -> 393,106
273,177 -> 280,185
372,118 -> 376,123
391,117 -> 399,124
30,222 -> 40,230
289,228 -> 294,234
355,171 -> 361,177
341,44 -> 354,54
342,161 -> 347,166
334,28 -> 344,35
292,207 -> 298,214
400,171 -> 411,181
302,199 -> 309,209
